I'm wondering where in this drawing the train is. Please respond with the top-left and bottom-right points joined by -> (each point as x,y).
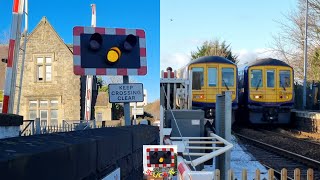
176,56 -> 238,119
237,58 -> 294,124
174,56 -> 294,125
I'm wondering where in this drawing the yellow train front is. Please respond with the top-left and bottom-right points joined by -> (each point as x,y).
178,56 -> 238,119
238,58 -> 294,124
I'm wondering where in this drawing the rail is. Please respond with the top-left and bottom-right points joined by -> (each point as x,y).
234,132 -> 320,170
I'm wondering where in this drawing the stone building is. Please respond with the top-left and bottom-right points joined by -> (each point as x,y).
14,17 -> 80,126
95,92 -> 112,121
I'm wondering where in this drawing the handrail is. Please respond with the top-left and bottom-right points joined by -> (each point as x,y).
20,120 -> 34,136
163,129 -> 233,167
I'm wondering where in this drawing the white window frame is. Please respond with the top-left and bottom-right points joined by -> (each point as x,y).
97,112 -> 103,121
28,99 -> 59,125
40,110 -> 48,126
35,56 -> 53,82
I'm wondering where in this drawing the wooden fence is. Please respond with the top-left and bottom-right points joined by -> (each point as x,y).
213,168 -> 314,180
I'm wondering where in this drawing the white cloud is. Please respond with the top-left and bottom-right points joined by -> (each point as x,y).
236,48 -> 278,66
160,52 -> 190,72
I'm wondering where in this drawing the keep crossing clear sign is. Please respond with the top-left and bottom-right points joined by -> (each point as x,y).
109,83 -> 144,103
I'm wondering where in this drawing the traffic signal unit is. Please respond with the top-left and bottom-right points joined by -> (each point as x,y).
146,148 -> 175,168
73,26 -> 147,76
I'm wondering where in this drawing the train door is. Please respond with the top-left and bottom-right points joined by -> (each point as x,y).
220,65 -> 237,100
276,68 -> 293,102
249,67 -> 265,102
190,65 -> 206,104
265,68 -> 277,102
206,64 -> 219,104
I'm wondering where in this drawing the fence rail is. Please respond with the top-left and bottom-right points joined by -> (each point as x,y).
172,168 -> 315,180
19,119 -> 120,136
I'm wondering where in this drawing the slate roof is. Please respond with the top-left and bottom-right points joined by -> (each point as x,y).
95,92 -> 110,106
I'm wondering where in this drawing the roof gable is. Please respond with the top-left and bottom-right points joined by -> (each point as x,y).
27,16 -> 72,54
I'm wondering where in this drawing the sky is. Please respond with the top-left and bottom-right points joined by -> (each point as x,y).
160,0 -> 298,71
0,0 -> 301,103
0,0 -> 160,103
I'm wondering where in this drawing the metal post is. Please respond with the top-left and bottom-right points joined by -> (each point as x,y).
166,69 -> 171,109
123,76 -> 131,125
35,118 -> 40,134
224,91 -> 232,179
93,119 -> 96,128
303,0 -> 308,110
215,91 -> 232,180
16,0 -> 28,114
160,105 -> 164,145
84,4 -> 96,122
133,102 -> 137,125
31,120 -> 34,135
188,70 -> 193,109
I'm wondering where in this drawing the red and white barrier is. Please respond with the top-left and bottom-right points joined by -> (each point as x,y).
3,0 -> 25,113
177,156 -> 192,180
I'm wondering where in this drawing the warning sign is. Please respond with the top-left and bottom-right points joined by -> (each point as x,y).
108,83 -> 144,103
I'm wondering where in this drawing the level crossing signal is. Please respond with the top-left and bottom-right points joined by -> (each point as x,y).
150,151 -> 172,164
73,26 -> 147,76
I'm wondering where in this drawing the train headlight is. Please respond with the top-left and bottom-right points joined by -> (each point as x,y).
254,95 -> 260,99
194,95 -> 204,99
286,95 -> 289,99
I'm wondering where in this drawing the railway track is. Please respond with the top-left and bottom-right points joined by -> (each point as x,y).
233,129 -> 320,180
257,128 -> 320,146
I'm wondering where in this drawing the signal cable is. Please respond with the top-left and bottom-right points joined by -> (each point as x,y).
161,85 -> 197,171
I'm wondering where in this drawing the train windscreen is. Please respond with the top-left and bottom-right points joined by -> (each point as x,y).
279,70 -> 291,87
251,70 -> 263,88
222,68 -> 234,87
192,67 -> 204,90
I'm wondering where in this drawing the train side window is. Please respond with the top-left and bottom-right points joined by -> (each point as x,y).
208,68 -> 217,87
192,67 -> 204,90
279,70 -> 291,87
222,68 -> 234,87
251,70 -> 263,88
267,70 -> 275,88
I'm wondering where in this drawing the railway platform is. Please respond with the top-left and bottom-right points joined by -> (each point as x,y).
203,135 -> 268,179
292,109 -> 320,133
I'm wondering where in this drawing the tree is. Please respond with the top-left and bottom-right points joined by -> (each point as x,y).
191,39 -> 238,64
97,76 -> 108,92
271,0 -> 320,81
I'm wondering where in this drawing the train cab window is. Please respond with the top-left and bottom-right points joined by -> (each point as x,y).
208,68 -> 217,87
267,70 -> 275,87
251,70 -> 263,88
192,67 -> 204,90
222,68 -> 234,87
279,70 -> 291,87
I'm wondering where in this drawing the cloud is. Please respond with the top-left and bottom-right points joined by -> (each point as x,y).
235,48 -> 278,66
160,52 -> 190,71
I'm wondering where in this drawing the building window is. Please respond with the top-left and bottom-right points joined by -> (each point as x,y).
36,57 -> 52,82
0,102 -> 2,112
97,112 -> 103,121
28,100 -> 58,126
